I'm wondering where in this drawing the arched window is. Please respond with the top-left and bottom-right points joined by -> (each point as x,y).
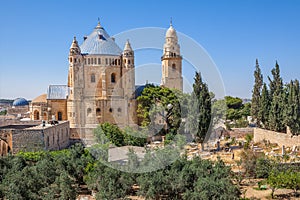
88,58 -> 90,65
87,108 -> 92,116
91,74 -> 95,83
57,112 -> 62,121
109,108 -> 113,112
111,73 -> 116,83
43,113 -> 47,120
98,58 -> 101,64
128,60 -> 131,64
172,63 -> 176,70
96,108 -> 101,116
117,108 -> 121,112
34,110 -> 39,120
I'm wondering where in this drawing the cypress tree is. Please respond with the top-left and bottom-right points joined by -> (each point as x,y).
251,59 -> 263,126
284,80 -> 300,135
268,61 -> 286,132
268,61 -> 282,98
258,83 -> 270,129
188,72 -> 212,150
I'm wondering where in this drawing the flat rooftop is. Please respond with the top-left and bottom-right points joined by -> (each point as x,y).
0,121 -> 68,130
0,124 -> 36,130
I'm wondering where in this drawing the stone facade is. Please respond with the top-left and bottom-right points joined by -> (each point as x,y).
30,88 -> 69,121
161,23 -> 183,91
254,128 -> 300,147
0,121 -> 70,155
67,22 -> 137,144
29,21 -> 183,145
47,99 -> 68,121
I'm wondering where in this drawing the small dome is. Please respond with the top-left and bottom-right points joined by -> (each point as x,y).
12,98 -> 29,106
166,25 -> 177,38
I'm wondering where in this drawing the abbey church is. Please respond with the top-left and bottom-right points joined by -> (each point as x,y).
29,21 -> 182,144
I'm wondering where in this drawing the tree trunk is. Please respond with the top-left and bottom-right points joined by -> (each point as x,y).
200,143 -> 204,151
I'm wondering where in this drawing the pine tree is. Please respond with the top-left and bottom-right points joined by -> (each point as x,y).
251,59 -> 263,126
268,61 -> 286,132
284,80 -> 300,135
187,72 -> 211,150
258,83 -> 270,129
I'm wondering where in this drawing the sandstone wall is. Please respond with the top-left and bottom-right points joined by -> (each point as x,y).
8,121 -> 70,154
254,128 -> 300,147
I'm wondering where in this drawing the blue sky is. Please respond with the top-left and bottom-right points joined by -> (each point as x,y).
0,0 -> 300,100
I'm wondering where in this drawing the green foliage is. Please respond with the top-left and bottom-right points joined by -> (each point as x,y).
137,84 -> 184,135
239,149 -> 261,178
123,126 -> 147,146
136,156 -> 240,200
88,163 -> 134,199
251,59 -> 263,125
0,110 -> 7,115
258,83 -> 270,129
225,96 -> 243,110
283,170 -> 300,196
284,80 -> 300,135
268,61 -> 286,132
224,96 -> 250,124
187,72 -> 212,145
252,60 -> 300,135
211,98 -> 226,127
267,170 -> 283,198
94,122 -> 125,146
94,123 -> 147,147
0,144 -> 93,199
255,157 -> 273,178
1,143 -> 242,199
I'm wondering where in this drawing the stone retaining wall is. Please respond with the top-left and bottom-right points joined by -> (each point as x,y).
254,128 -> 300,147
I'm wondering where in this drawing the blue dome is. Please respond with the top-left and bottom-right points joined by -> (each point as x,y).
12,98 -> 29,106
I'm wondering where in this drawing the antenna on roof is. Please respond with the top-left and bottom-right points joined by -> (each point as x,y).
170,17 -> 173,26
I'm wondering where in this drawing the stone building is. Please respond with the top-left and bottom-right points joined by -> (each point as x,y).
0,121 -> 70,155
7,98 -> 30,118
67,21 -> 137,144
30,21 -> 182,145
29,85 -> 69,121
161,22 -> 183,91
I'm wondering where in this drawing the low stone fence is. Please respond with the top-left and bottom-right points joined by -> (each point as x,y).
230,128 -> 254,138
254,128 -> 300,147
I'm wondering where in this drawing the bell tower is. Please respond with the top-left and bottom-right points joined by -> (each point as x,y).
161,21 -> 183,91
122,40 -> 135,98
67,36 -> 83,129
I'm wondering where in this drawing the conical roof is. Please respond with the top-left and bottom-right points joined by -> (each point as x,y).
80,22 -> 122,55
123,40 -> 133,52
